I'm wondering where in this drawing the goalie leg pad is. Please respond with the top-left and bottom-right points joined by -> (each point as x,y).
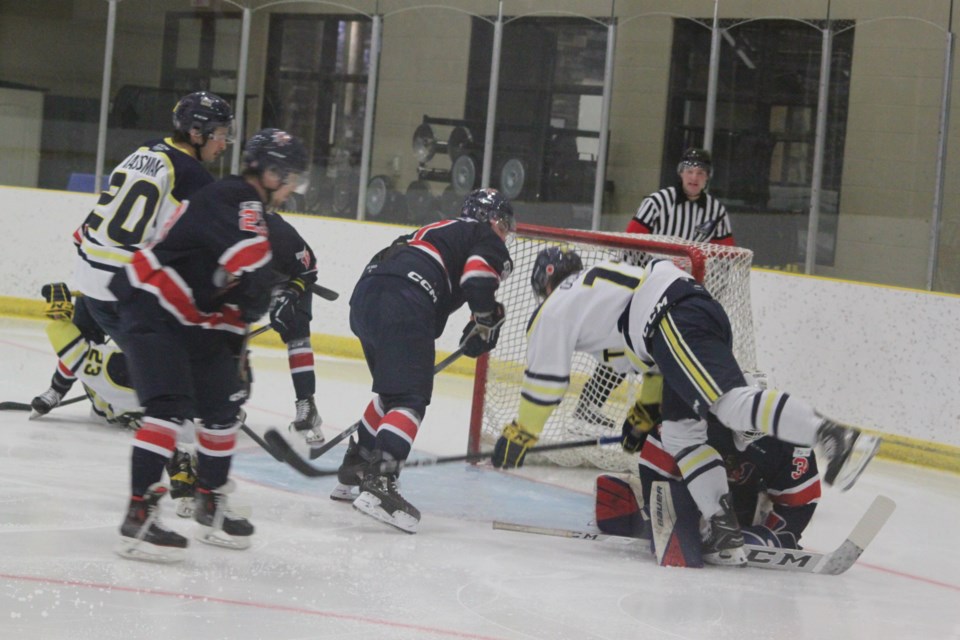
595,474 -> 649,539
650,480 -> 704,568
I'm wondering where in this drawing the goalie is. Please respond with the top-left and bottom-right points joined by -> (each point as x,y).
596,370 -> 822,568
492,247 -> 880,566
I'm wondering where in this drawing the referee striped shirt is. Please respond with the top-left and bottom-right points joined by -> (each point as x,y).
627,184 -> 735,245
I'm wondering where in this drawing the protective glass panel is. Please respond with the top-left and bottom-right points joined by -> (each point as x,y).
0,1 -> 108,191
368,1 -> 498,225
828,0 -> 948,288
259,3 -> 373,217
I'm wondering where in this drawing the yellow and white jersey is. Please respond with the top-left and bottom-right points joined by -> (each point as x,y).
72,138 -> 213,301
519,259 -> 693,433
46,321 -> 141,421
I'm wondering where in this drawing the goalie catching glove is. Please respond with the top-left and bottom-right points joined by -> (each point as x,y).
41,282 -> 74,321
460,302 -> 505,358
621,371 -> 663,453
492,420 -> 539,468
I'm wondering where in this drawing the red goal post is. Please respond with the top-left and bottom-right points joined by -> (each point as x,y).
467,223 -> 756,471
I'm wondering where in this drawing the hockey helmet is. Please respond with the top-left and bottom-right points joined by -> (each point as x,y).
461,188 -> 517,235
172,91 -> 235,141
531,246 -> 583,299
677,147 -> 712,177
242,128 -> 309,183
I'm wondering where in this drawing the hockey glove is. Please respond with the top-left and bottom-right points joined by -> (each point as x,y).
460,302 -> 505,358
269,285 -> 302,337
741,525 -> 800,549
621,371 -> 663,453
41,282 -> 74,321
492,420 -> 539,468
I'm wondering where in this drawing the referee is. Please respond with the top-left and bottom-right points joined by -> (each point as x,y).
627,148 -> 735,246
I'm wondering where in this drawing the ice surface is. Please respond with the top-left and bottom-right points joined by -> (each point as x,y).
0,317 -> 957,639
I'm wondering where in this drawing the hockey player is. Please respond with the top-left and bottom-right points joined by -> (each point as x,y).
332,188 -> 515,534
110,128 -> 308,561
492,247 -> 880,566
575,148 -> 735,428
37,296 -> 143,427
30,91 -> 235,418
263,212 -> 324,451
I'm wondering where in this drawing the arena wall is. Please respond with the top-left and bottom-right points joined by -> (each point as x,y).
2,185 -> 957,469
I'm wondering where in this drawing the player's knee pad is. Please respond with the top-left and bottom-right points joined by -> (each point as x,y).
658,418 -> 707,456
143,395 -> 192,423
377,393 -> 427,421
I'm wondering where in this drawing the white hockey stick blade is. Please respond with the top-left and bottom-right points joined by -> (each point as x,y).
493,494 -> 895,575
832,433 -> 882,492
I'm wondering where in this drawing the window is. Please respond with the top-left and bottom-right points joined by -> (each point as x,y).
664,18 -> 854,265
263,14 -> 371,216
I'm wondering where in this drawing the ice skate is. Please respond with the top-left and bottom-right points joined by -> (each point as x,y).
701,493 -> 746,566
817,419 -> 881,491
353,452 -> 420,534
288,396 -> 326,458
193,480 -> 254,550
30,386 -> 64,419
116,483 -> 187,563
329,433 -> 370,501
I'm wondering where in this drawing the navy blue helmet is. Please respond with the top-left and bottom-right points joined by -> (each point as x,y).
531,246 -> 583,299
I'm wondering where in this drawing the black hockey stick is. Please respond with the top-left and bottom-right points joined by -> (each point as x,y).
262,342 -> 473,466
311,283 -> 339,301
493,494 -> 895,575
0,395 -> 88,412
264,432 -> 621,478
239,423 -> 284,461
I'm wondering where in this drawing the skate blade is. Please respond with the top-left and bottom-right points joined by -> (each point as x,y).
353,492 -> 419,534
28,409 -> 44,420
330,483 -> 359,502
195,526 -> 252,550
115,538 -> 186,564
832,433 -> 882,492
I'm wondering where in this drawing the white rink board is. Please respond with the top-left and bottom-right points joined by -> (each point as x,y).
2,185 -> 959,447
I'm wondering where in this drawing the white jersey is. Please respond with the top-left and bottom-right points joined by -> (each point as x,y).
72,138 -> 213,300
45,320 -> 141,421
519,259 -> 692,432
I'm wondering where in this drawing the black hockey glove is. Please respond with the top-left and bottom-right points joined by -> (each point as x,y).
492,420 -> 539,468
269,285 -> 302,336
41,282 -> 73,321
621,371 -> 663,453
460,302 -> 505,358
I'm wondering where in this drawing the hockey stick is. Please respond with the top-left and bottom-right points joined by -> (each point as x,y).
311,283 -> 339,301
264,431 -> 621,478
240,423 -> 284,462
493,494 -> 895,575
0,394 -> 88,412
265,339 -> 474,466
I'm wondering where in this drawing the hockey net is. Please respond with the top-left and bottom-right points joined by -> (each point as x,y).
468,223 -> 756,472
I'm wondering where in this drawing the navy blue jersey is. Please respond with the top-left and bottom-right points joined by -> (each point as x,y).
360,218 -> 512,336
265,212 -> 318,289
639,420 -> 820,540
112,175 -> 273,334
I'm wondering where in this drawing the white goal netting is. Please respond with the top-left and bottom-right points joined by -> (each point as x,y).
469,224 -> 756,472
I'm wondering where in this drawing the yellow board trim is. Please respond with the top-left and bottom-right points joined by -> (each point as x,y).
4,296 -> 960,475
